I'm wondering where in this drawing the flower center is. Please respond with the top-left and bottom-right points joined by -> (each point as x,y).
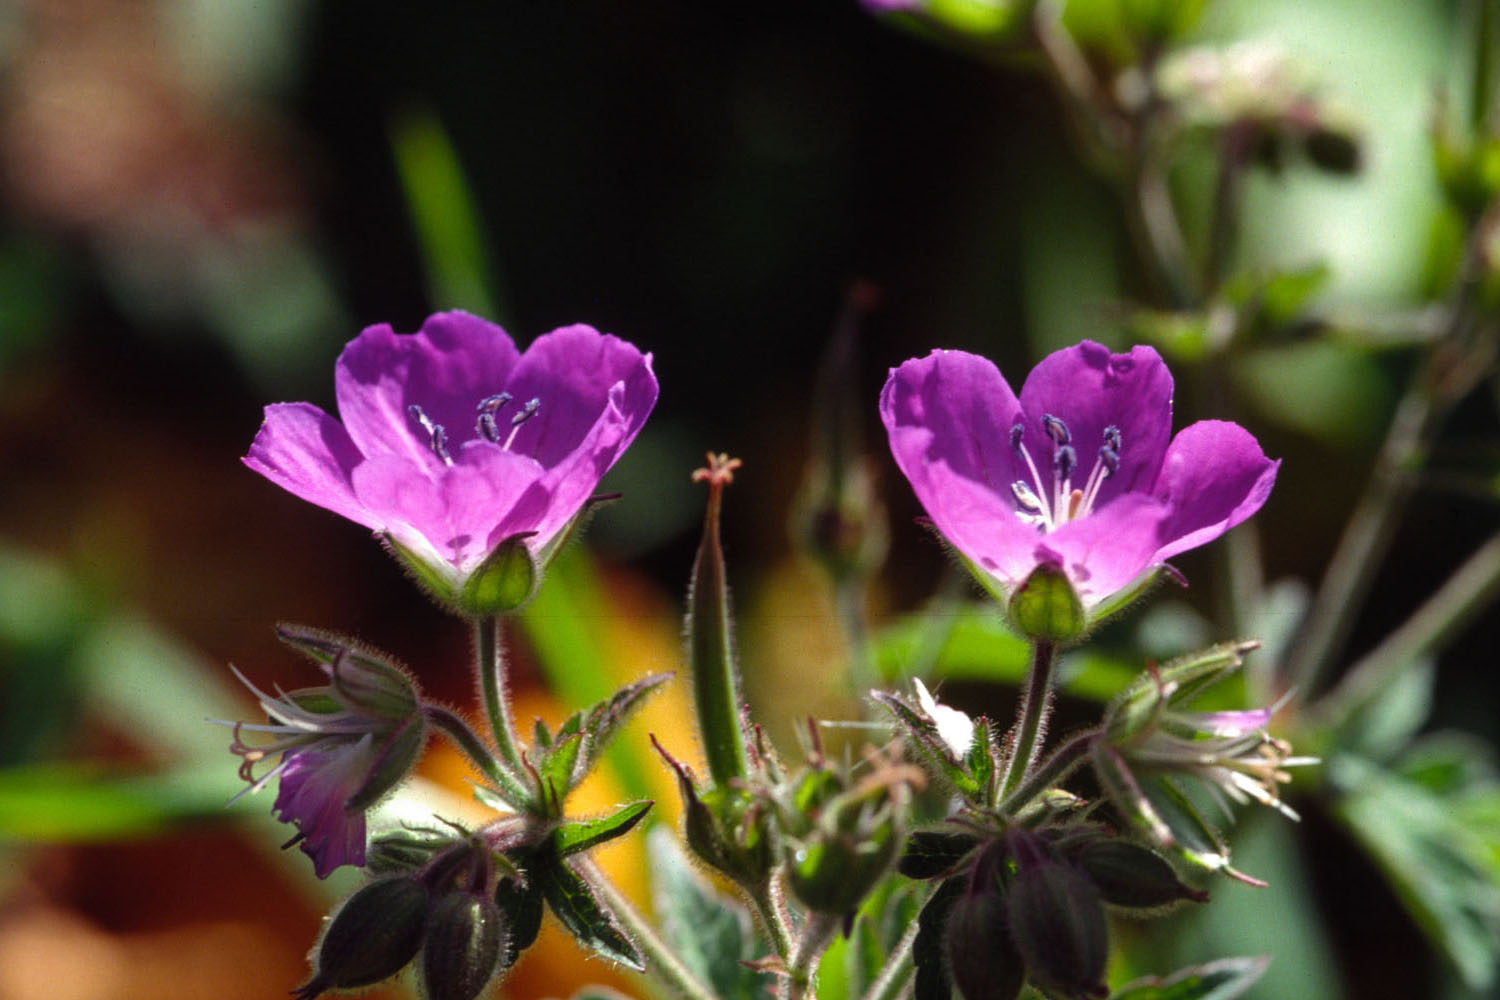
1009,414 -> 1121,532
407,393 -> 542,466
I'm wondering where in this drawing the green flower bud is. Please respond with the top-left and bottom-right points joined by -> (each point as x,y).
785,819 -> 898,915
294,877 -> 429,999
421,893 -> 507,1000
458,532 -> 539,616
1005,833 -> 1109,1000
1007,562 -> 1086,645
1076,838 -> 1209,911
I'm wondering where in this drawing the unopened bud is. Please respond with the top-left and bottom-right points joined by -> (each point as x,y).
458,532 -> 539,616
1006,833 -> 1109,999
420,893 -> 507,1000
294,877 -> 429,999
945,878 -> 1025,1000
1008,562 -> 1086,645
1077,838 -> 1209,911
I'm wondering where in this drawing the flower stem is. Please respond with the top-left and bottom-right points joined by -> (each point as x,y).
783,911 -> 840,1000
1320,528 -> 1500,726
999,641 -> 1059,801
998,726 -> 1098,815
423,704 -> 531,804
474,614 -> 526,775
748,878 -> 797,967
574,856 -> 718,1000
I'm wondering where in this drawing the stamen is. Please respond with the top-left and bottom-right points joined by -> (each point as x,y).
1052,444 -> 1076,518
502,398 -> 541,451
1009,426 -> 1054,531
1042,414 -> 1071,445
1009,423 -> 1025,451
1053,444 -> 1077,481
476,392 -> 512,443
1103,425 -> 1122,453
1010,481 -> 1048,525
407,405 -> 452,465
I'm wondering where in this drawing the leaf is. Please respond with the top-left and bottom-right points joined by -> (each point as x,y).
966,717 -> 996,800
494,874 -> 545,968
647,828 -> 772,999
542,860 -> 644,971
913,877 -> 964,1000
571,673 -> 673,787
1329,659 -> 1435,762
899,831 -> 981,880
839,876 -> 922,997
871,689 -> 981,800
1141,778 -> 1233,877
536,732 -> 585,808
0,761 -> 244,841
554,801 -> 653,858
1330,752 -> 1500,990
1109,955 -> 1271,1000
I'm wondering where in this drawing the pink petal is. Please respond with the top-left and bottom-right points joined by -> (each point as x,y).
1152,420 -> 1279,562
1043,492 -> 1172,604
243,403 -> 377,530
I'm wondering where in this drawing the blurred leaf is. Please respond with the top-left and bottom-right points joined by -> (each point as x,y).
1232,341 -> 1393,448
390,105 -> 504,320
1331,752 -> 1500,990
1326,658 -> 1435,762
839,876 -> 923,998
647,828 -> 772,999
521,548 -> 654,802
871,601 -> 1138,700
1396,732 -> 1500,795
0,761 -> 242,841
0,547 -> 91,764
1109,955 -> 1270,1000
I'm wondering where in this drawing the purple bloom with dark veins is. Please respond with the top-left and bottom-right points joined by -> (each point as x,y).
880,342 -> 1278,612
270,740 -> 375,878
245,311 -> 657,595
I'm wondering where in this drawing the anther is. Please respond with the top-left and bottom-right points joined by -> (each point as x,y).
1098,445 -> 1119,477
407,404 -> 453,465
1053,444 -> 1076,481
475,393 -> 511,444
1103,425 -> 1122,453
1010,423 -> 1025,451
502,398 -> 541,451
1042,414 -> 1071,446
1011,480 -> 1045,512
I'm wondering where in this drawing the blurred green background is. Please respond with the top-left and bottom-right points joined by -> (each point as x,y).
0,0 -> 1497,998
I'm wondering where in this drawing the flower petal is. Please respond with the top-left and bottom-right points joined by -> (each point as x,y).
1016,342 -> 1174,507
273,743 -> 369,878
1151,420 -> 1279,562
1043,492 -> 1172,604
334,311 -> 522,469
501,324 -> 659,469
243,402 -> 377,530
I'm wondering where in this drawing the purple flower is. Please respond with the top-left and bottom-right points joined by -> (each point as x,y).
880,342 -> 1278,611
224,632 -> 426,878
244,311 -> 657,596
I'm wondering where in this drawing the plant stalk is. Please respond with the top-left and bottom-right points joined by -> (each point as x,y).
999,641 -> 1059,800
475,614 -> 526,775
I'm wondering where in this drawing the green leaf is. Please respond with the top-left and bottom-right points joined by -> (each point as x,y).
389,104 -> 504,320
542,860 -> 644,971
913,877 -> 964,1000
647,828 -> 772,999
1328,659 -> 1435,762
1109,955 -> 1271,1000
1331,752 -> 1500,989
0,761 -> 245,841
554,801 -> 653,858
571,673 -> 673,788
537,732 -> 585,809
966,717 -> 996,800
870,690 -> 981,800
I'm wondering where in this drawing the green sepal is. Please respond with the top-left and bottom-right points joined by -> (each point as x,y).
345,713 -> 428,811
1105,640 -> 1260,742
912,877 -> 965,1000
1007,562 -> 1086,645
554,800 -> 654,858
493,873 -> 545,969
899,831 -> 981,881
536,732 -> 585,815
542,861 -> 645,970
1086,563 -> 1182,633
275,624 -> 421,718
653,736 -> 774,889
1141,778 -> 1235,877
380,532 -> 462,608
870,689 -> 982,801
1076,837 -> 1209,910
459,532 -> 539,616
966,716 -> 997,802
569,672 -> 673,788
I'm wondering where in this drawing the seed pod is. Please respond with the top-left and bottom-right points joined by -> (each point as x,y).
420,893 -> 507,1000
1006,835 -> 1109,999
294,877 -> 429,999
944,883 -> 1026,1000
1077,838 -> 1209,911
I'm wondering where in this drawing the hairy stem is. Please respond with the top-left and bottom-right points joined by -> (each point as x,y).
783,911 -> 840,1000
999,641 -> 1059,800
574,856 -> 719,1000
423,705 -> 530,805
748,878 -> 797,968
475,614 -> 526,775
998,726 -> 1098,815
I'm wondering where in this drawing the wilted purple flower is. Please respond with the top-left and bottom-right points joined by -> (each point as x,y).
224,633 -> 426,878
880,342 -> 1278,611
245,311 -> 657,597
